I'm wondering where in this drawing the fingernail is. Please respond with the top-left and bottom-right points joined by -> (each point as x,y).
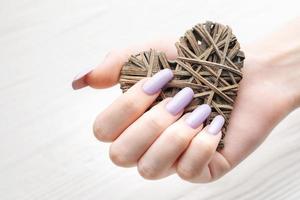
166,87 -> 194,115
142,69 -> 173,95
186,104 -> 211,129
72,67 -> 94,90
207,115 -> 225,135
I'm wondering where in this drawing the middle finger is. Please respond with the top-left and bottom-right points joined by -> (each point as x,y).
109,87 -> 194,167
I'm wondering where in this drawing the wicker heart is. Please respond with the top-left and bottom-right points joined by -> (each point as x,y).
119,21 -> 245,150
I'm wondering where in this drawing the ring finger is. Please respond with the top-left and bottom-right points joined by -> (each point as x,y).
137,104 -> 212,179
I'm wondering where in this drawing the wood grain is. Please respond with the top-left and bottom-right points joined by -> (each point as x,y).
0,0 -> 300,199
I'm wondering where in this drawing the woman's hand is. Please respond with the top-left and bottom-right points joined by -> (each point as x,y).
72,19 -> 300,183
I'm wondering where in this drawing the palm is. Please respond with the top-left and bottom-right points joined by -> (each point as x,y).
207,54 -> 294,181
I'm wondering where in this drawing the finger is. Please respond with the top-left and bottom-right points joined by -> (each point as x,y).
137,104 -> 211,180
109,87 -> 194,167
93,69 -> 173,142
176,115 -> 224,183
72,39 -> 177,90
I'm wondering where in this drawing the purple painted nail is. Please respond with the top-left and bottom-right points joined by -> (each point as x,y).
142,69 -> 173,95
72,67 -> 94,90
186,104 -> 211,129
166,87 -> 194,115
207,115 -> 225,135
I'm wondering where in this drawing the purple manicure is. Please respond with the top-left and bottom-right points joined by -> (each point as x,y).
166,87 -> 194,115
142,69 -> 173,95
72,67 -> 94,90
186,104 -> 211,129
207,115 -> 225,135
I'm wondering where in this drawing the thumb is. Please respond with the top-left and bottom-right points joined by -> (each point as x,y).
72,50 -> 129,90
71,39 -> 178,90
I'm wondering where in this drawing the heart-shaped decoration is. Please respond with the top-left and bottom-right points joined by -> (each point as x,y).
119,21 -> 245,150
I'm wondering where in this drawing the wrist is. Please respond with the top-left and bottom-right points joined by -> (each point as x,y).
263,49 -> 300,110
246,18 -> 300,110
244,44 -> 300,111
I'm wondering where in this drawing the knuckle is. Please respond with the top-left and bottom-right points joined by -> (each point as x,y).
176,165 -> 197,181
168,132 -> 189,149
121,97 -> 140,116
201,142 -> 215,155
93,118 -> 113,142
144,113 -> 164,133
109,144 -> 133,167
194,139 -> 215,155
137,161 -> 160,180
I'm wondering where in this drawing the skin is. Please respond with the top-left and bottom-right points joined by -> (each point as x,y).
81,18 -> 300,183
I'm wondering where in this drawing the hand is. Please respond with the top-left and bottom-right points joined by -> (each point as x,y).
72,19 -> 300,183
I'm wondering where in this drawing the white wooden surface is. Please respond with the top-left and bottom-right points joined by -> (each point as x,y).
1,0 -> 300,199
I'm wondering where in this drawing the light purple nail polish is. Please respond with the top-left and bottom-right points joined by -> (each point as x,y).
186,104 -> 211,129
142,69 -> 173,95
207,115 -> 225,135
72,67 -> 94,90
166,87 -> 194,115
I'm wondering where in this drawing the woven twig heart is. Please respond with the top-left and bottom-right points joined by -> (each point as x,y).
119,21 -> 245,150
